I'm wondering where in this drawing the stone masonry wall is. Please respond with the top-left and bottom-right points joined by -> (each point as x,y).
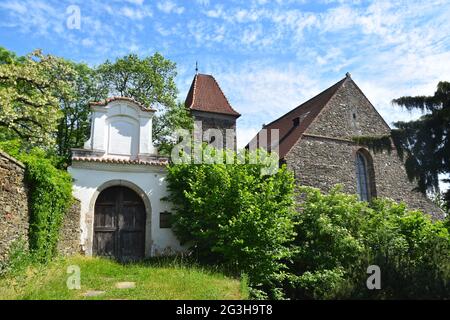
193,112 -> 237,151
286,136 -> 442,218
285,78 -> 443,219
57,199 -> 81,256
307,78 -> 391,139
0,151 -> 29,263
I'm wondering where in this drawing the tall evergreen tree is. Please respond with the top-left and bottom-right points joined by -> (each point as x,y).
391,82 -> 450,205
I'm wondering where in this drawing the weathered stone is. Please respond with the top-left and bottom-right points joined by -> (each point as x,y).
285,78 -> 443,219
192,111 -> 238,151
57,199 -> 81,256
0,151 -> 29,264
115,282 -> 136,289
1,151 -> 82,263
83,290 -> 106,297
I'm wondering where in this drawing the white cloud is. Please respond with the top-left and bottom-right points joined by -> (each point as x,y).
196,0 -> 210,6
124,0 -> 145,5
236,127 -> 259,149
120,6 -> 153,20
81,38 -> 95,47
205,5 -> 224,18
0,0 -> 27,14
157,1 -> 185,14
182,62 -> 324,147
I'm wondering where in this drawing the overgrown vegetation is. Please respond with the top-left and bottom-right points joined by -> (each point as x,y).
0,47 -> 192,164
0,140 -> 73,264
351,135 -> 393,154
1,45 -> 448,300
284,186 -> 450,299
167,158 -> 450,299
0,46 -> 191,267
165,147 -> 297,297
0,238 -> 33,277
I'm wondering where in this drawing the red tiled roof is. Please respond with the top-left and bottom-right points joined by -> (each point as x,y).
90,97 -> 155,112
72,157 -> 168,166
248,76 -> 347,159
185,74 -> 241,117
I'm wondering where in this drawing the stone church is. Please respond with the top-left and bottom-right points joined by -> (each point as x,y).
68,72 -> 440,261
249,72 -> 441,218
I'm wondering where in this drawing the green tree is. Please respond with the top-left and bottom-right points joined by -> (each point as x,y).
361,199 -> 450,299
1,47 -> 191,161
0,46 -> 25,65
97,53 -> 192,150
165,147 -> 296,296
390,82 -> 450,204
0,49 -> 76,147
55,61 -> 106,164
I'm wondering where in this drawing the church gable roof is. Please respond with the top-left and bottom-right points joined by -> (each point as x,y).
249,76 -> 346,158
305,75 -> 391,139
185,74 -> 241,117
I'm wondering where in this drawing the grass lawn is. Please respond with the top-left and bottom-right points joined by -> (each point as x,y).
0,255 -> 248,300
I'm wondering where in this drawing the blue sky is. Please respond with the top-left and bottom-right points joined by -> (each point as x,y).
1,0 -> 449,154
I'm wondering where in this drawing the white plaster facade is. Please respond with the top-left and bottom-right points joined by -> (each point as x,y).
68,98 -> 183,257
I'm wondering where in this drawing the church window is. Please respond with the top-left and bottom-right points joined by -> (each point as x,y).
355,150 -> 374,201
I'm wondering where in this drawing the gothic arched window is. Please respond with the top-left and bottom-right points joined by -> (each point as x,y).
355,150 -> 376,201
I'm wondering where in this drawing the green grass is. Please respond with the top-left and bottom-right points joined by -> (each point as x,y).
0,255 -> 247,300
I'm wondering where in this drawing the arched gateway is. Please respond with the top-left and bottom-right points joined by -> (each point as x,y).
94,186 -> 146,261
69,97 -> 184,258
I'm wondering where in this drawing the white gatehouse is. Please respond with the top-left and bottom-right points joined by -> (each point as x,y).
68,97 -> 183,260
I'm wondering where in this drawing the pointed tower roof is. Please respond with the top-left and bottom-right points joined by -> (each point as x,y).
185,74 -> 241,117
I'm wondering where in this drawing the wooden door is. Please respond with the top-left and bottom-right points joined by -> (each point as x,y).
93,186 -> 146,261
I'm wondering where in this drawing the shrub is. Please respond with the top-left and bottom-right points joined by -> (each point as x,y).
360,199 -> 450,299
283,186 -> 450,299
283,186 -> 367,299
165,148 -> 297,294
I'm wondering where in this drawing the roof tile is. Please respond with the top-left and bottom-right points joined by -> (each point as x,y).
248,76 -> 347,159
185,74 -> 240,117
72,157 -> 168,166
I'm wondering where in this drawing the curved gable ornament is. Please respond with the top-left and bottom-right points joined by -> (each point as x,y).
82,97 -> 157,159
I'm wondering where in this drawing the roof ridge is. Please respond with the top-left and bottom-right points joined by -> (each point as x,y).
279,77 -> 348,158
188,74 -> 198,109
264,76 -> 346,128
209,74 -> 241,116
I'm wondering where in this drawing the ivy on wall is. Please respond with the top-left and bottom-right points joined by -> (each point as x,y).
0,140 -> 73,263
352,135 -> 393,154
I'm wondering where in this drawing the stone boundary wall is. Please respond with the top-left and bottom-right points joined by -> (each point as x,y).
0,151 -> 82,263
57,199 -> 81,256
0,151 -> 29,263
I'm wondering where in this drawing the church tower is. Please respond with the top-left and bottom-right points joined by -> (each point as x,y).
185,74 -> 240,150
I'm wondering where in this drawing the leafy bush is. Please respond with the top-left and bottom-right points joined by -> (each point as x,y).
283,186 -> 450,299
282,186 -> 366,299
0,140 -> 73,263
0,238 -> 34,277
165,148 -> 296,294
361,199 -> 450,299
